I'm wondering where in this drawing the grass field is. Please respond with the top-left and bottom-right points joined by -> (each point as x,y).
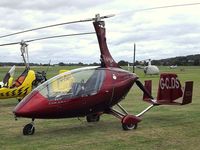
0,66 -> 199,150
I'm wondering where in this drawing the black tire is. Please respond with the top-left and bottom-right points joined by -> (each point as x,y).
23,123 -> 35,135
122,123 -> 137,130
86,114 -> 100,122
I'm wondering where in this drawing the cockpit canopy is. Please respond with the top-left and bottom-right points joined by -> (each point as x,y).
35,67 -> 105,101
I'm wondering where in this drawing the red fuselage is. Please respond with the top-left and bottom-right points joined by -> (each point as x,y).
14,68 -> 137,118
14,67 -> 138,119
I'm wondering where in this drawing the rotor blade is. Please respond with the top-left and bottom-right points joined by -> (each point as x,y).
119,2 -> 200,16
135,2 -> 200,12
1,2 -> 198,39
0,31 -> 95,46
0,14 -> 114,39
0,42 -> 20,46
26,32 -> 95,43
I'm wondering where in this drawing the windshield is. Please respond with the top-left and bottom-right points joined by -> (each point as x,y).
35,67 -> 105,100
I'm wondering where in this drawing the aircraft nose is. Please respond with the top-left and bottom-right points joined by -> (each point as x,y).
13,90 -> 39,118
13,101 -> 29,117
13,106 -> 22,117
13,90 -> 48,118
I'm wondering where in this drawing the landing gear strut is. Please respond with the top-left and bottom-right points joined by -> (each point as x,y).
23,118 -> 35,135
108,103 -> 141,131
108,102 -> 155,131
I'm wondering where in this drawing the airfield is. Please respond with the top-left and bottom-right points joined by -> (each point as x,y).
0,66 -> 199,150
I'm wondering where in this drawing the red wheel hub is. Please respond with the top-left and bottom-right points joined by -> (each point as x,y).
121,115 -> 141,125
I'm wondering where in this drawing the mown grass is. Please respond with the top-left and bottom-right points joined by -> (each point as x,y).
0,66 -> 199,150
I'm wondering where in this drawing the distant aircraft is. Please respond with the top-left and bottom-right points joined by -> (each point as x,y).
169,65 -> 178,69
131,44 -> 159,75
144,59 -> 159,75
136,59 -> 159,75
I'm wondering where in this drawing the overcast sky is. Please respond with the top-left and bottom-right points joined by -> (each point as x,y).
0,0 -> 200,64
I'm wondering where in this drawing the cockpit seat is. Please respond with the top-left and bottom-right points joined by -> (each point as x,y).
12,68 -> 29,88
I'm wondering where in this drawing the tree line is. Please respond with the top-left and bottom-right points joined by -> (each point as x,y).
0,54 -> 199,66
118,54 -> 200,66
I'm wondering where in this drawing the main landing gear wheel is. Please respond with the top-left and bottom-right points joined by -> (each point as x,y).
122,122 -> 137,130
121,115 -> 141,131
86,114 -> 100,122
23,123 -> 35,135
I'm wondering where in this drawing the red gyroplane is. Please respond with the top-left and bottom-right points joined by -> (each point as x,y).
13,14 -> 193,135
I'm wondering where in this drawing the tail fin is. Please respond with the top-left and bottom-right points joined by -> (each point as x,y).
157,73 -> 183,104
182,81 -> 193,105
143,73 -> 193,105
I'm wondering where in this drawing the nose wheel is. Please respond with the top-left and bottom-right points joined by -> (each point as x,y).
23,123 -> 35,135
23,119 -> 35,135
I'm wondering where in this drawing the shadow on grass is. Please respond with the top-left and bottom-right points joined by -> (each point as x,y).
33,119 -> 123,137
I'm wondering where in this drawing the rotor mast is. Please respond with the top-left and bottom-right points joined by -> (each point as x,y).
93,14 -> 120,68
20,41 -> 30,69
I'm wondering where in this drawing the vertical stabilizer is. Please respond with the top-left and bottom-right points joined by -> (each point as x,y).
157,73 -> 183,103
